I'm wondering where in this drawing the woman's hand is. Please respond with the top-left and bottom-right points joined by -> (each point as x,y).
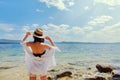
26,32 -> 32,36
44,36 -> 51,41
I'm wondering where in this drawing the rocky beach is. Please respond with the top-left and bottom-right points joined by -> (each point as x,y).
1,61 -> 120,80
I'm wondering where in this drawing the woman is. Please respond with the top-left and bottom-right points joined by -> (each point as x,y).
21,28 -> 59,80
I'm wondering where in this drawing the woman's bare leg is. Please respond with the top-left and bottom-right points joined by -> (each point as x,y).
40,75 -> 47,80
30,73 -> 36,80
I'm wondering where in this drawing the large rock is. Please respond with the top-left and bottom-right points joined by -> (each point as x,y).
96,64 -> 113,73
112,70 -> 120,80
56,71 -> 72,79
47,76 -> 52,80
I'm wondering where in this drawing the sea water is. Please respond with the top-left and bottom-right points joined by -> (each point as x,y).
0,42 -> 120,67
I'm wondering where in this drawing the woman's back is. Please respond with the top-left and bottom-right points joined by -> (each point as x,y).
27,42 -> 47,54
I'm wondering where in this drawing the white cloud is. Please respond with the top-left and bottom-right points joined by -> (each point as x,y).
86,22 -> 120,42
71,26 -> 85,35
0,33 -> 25,40
48,16 -> 54,20
36,8 -> 44,12
22,24 -> 40,32
38,0 -> 75,10
22,23 -> 82,41
32,24 -> 39,28
84,6 -> 89,10
94,0 -> 120,6
41,23 -> 70,41
22,26 -> 30,32
83,26 -> 93,31
88,15 -> 113,26
108,7 -> 115,10
2,34 -> 14,39
21,21 -> 120,42
68,1 -> 74,6
40,23 -> 86,41
0,23 -> 14,32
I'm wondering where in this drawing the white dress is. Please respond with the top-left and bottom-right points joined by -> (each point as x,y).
21,42 -> 60,76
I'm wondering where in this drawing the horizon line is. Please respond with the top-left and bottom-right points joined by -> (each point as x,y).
0,39 -> 120,44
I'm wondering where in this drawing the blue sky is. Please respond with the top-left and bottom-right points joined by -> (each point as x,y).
0,0 -> 120,42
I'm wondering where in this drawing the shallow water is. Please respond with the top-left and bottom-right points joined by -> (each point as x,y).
0,42 -> 120,67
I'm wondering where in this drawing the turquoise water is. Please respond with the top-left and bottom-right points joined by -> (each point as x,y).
0,43 -> 120,67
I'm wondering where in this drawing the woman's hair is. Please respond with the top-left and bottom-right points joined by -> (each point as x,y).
33,36 -> 44,43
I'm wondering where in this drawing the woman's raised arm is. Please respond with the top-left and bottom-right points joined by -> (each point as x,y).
22,32 -> 31,42
45,36 -> 56,46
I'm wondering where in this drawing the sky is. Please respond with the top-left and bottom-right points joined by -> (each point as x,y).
0,0 -> 120,42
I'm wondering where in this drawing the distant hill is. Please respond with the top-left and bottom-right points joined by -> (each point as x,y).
56,41 -> 120,44
0,39 -> 20,44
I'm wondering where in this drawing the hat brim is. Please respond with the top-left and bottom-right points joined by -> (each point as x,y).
33,34 -> 45,38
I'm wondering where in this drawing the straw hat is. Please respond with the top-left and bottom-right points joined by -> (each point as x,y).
33,28 -> 44,38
